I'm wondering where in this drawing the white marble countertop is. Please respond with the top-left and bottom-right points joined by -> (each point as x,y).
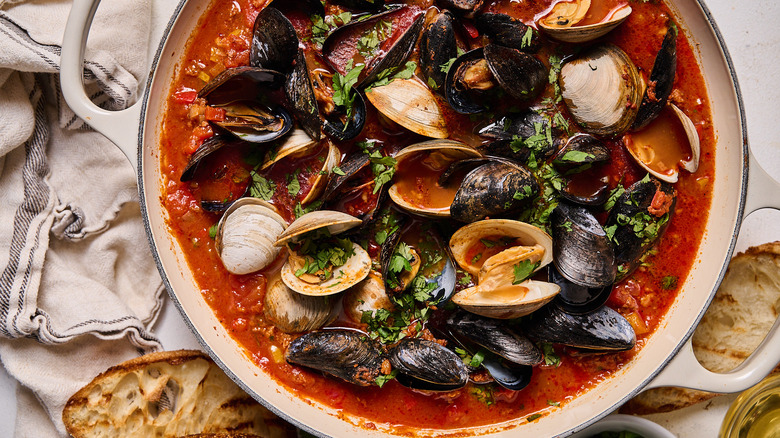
1,0 -> 779,436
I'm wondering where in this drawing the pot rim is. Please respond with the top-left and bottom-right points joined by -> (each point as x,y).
134,0 -> 749,436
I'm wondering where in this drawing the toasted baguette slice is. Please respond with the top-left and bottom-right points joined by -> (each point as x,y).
63,350 -> 295,438
621,242 -> 780,415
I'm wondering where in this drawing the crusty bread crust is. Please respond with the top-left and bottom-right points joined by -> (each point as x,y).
621,242 -> 780,415
62,350 -> 295,438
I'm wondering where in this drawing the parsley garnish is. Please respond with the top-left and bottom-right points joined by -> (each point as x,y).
286,170 -> 301,197
310,12 -> 352,48
527,414 -> 542,422
375,369 -> 398,388
458,272 -> 473,286
208,223 -> 219,239
662,275 -> 678,290
292,230 -> 355,281
249,171 -> 275,201
358,141 -> 397,193
521,27 -> 534,49
512,260 -> 540,284
541,342 -> 561,366
332,60 -> 365,129
367,61 -> 417,90
332,166 -> 346,176
357,20 -> 392,58
604,185 -> 626,211
548,400 -> 561,407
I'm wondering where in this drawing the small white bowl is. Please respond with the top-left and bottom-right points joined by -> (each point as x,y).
569,414 -> 676,438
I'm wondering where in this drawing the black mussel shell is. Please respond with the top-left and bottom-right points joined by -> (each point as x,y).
388,337 -> 469,391
552,202 -> 616,288
322,89 -> 367,141
357,14 -> 425,89
286,330 -> 385,386
445,47 -> 487,114
321,152 -> 371,201
605,176 -> 676,278
522,304 -> 636,351
439,0 -> 484,15
447,311 -> 542,366
475,13 -> 540,53
250,7 -> 299,73
478,110 -> 563,163
269,0 -> 324,17
553,133 -> 611,171
180,133 -> 234,182
549,265 -> 612,315
450,157 -> 540,223
558,174 -> 610,207
331,0 -> 384,11
483,44 -> 547,102
419,11 -> 458,91
285,49 -> 321,141
632,25 -> 677,131
198,67 -> 285,104
215,103 -> 293,144
480,357 -> 533,391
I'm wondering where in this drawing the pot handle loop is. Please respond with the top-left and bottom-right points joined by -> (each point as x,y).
61,0 -> 141,173
647,149 -> 780,392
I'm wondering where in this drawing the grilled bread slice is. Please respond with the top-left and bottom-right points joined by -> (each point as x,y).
621,242 -> 780,414
62,349 -> 295,438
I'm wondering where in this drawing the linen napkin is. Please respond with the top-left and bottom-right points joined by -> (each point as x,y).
0,0 -> 165,436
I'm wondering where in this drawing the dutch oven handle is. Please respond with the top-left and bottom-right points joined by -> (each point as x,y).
646,152 -> 780,392
61,0 -> 141,173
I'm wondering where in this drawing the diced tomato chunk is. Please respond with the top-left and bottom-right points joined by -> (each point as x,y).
204,106 -> 226,122
461,19 -> 479,39
173,88 -> 198,104
186,124 -> 214,154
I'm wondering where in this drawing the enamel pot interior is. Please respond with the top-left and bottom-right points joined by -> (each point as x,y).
137,0 -> 746,436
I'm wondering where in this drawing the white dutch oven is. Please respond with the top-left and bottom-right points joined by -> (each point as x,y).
61,0 -> 780,436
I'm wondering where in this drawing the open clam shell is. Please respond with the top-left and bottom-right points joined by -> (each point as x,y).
538,2 -> 631,43
275,210 -> 362,247
263,274 -> 335,333
560,44 -> 642,136
301,142 -> 341,205
342,272 -> 394,323
365,78 -> 449,138
215,198 -> 287,275
623,103 -> 701,183
449,219 -> 553,276
261,129 -> 318,170
388,140 -> 481,218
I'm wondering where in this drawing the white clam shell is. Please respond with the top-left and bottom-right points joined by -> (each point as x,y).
261,128 -> 318,170
275,210 -> 362,247
263,274 -> 334,333
281,242 -> 372,296
539,3 -> 632,44
560,44 -> 642,136
342,271 -> 394,323
365,77 -> 449,139
216,198 -> 287,275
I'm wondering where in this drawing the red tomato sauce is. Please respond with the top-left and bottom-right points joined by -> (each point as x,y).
159,0 -> 715,433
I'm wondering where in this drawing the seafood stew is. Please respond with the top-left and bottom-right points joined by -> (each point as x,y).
159,0 -> 714,433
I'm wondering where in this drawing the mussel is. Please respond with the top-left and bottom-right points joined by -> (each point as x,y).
286,330 -> 386,386
632,25 -> 678,131
475,13 -> 540,53
522,304 -> 636,352
447,311 -> 542,366
477,109 -> 565,165
388,337 -> 469,391
419,11 -> 458,91
250,7 -> 298,73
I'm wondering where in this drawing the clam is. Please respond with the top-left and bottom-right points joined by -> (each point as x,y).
275,210 -> 371,296
342,272 -> 394,324
215,198 -> 287,275
560,44 -> 642,136
623,104 -> 700,183
388,337 -> 469,391
449,219 -> 559,319
538,1 -> 632,43
286,329 -> 385,386
449,219 -> 553,276
388,140 -> 481,218
301,142 -> 341,205
261,129 -> 318,170
365,78 -> 449,138
263,274 -> 335,333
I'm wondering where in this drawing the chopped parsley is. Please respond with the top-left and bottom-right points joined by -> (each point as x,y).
662,275 -> 678,290
547,400 -> 561,407
386,242 -> 417,291
291,229 -> 355,281
527,414 -> 542,422
332,166 -> 346,176
357,20 -> 392,58
375,369 -> 397,388
293,200 -> 322,218
310,12 -> 352,48
458,272 -> 473,286
366,61 -> 417,90
286,170 -> 301,197
208,223 -> 219,239
521,27 -> 534,49
455,347 -> 486,368
541,342 -> 562,366
358,141 -> 397,193
331,60 -> 365,129
512,260 -> 540,284
604,184 -> 626,211
249,171 -> 275,201
470,384 -> 495,406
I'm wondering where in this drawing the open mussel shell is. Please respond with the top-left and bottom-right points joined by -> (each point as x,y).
321,152 -> 370,202
388,140 -> 481,218
475,13 -> 540,53
180,133 -> 234,182
549,265 -> 611,315
632,25 -> 678,131
522,304 -> 636,351
483,44 -> 547,102
552,202 -> 616,289
450,158 -> 540,223
365,78 -> 449,138
215,198 -> 287,275
286,329 -> 385,386
322,89 -> 367,141
445,48 -> 487,114
342,272 -> 394,323
450,219 -> 553,276
606,176 -> 676,278
286,50 -> 321,141
419,10 -> 457,91
553,133 -> 611,170
538,2 -> 631,43
624,103 -> 701,183
358,14 -> 425,89
301,142 -> 341,205
198,66 -> 285,101
447,311 -> 542,366
560,44 -> 642,136
388,338 -> 469,391
478,110 -> 563,164
264,274 -> 335,333
250,7 -> 298,73
331,0 -> 384,11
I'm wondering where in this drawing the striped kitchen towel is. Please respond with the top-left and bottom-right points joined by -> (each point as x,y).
0,0 -> 164,436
